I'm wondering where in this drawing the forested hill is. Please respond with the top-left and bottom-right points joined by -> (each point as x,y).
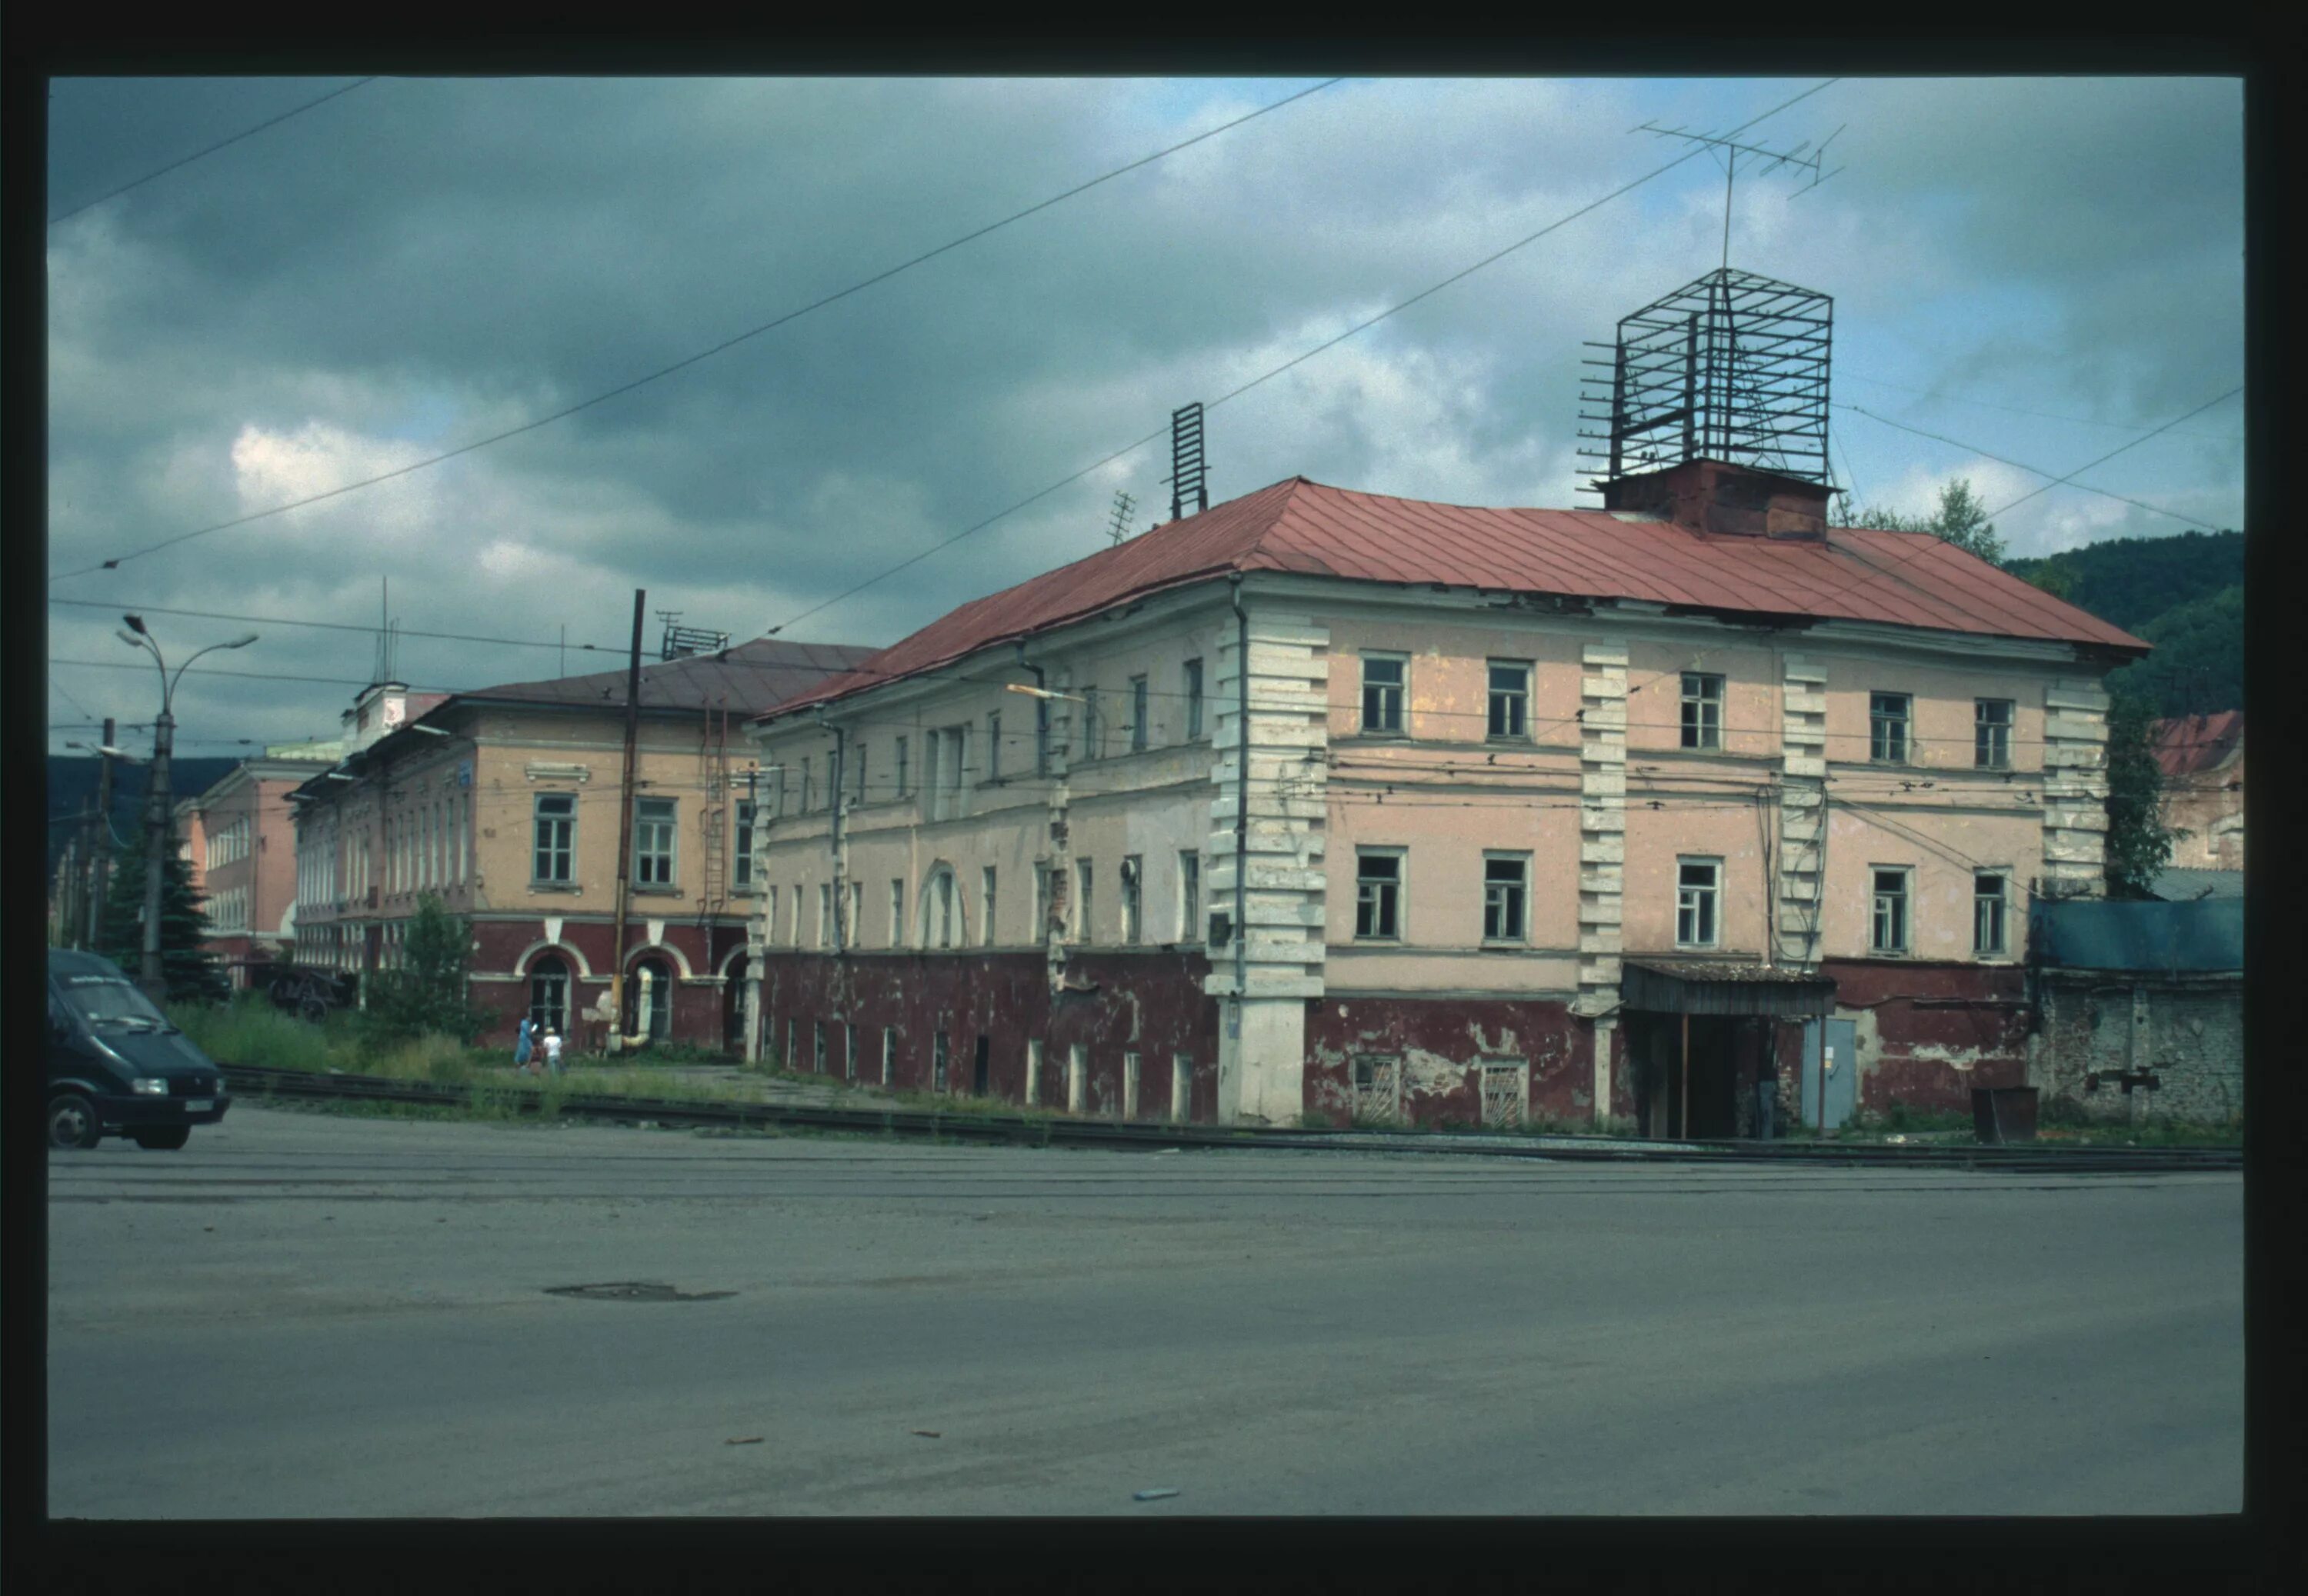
2003,529 -> 2243,718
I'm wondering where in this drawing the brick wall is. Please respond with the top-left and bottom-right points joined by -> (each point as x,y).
2028,972 -> 2243,1125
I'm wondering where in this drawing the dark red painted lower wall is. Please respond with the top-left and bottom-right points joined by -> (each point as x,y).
758,949 -> 1219,1121
1819,959 -> 2032,1114
465,917 -> 751,1051
1303,996 -> 1599,1128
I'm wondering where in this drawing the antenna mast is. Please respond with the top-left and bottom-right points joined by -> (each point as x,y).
1630,119 -> 1844,269
1106,489 -> 1139,545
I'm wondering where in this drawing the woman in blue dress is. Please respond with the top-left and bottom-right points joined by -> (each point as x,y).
515,1015 -> 535,1071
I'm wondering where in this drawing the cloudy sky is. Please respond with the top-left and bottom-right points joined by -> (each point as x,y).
45,75 -> 2244,758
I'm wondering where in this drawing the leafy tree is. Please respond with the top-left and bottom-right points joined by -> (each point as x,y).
2102,691 -> 2184,900
361,891 -> 488,1045
1850,478 -> 2006,564
2020,555 -> 2076,601
95,835 -> 229,1004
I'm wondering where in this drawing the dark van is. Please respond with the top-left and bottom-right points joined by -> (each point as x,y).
47,949 -> 231,1151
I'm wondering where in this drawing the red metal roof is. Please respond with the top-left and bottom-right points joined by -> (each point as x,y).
2150,711 -> 2244,777
770,477 -> 2151,717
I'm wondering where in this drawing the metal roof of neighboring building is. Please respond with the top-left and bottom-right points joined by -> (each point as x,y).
769,476 -> 2152,718
2029,897 -> 2243,973
452,638 -> 872,717
2150,711 -> 2244,777
2149,868 -> 2245,903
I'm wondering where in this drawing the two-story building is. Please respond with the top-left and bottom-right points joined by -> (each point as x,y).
288,641 -> 869,1050
2151,711 -> 2243,873
743,460 -> 2147,1133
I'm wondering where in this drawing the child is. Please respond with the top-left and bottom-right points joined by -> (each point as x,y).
542,1027 -> 565,1078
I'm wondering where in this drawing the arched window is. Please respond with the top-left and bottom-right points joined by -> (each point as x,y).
530,954 -> 569,1035
917,865 -> 959,950
626,955 -> 675,1043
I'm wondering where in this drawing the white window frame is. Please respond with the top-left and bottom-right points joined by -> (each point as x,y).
895,735 -> 909,798
1870,692 -> 1913,765
817,883 -> 832,948
1184,658 -> 1205,741
1486,660 -> 1531,741
1074,858 -> 1094,945
732,798 -> 755,888
634,796 -> 677,886
889,878 -> 906,948
980,866 -> 998,948
1483,851 -> 1529,945
1120,855 -> 1142,944
1975,699 -> 2014,770
1681,672 -> 1725,751
1974,870 -> 2009,957
532,792 -> 576,884
1356,847 -> 1404,941
1360,653 -> 1407,737
1871,866 -> 1913,955
986,712 -> 1002,783
1676,857 -> 1721,949
1178,850 -> 1200,942
1129,675 -> 1149,752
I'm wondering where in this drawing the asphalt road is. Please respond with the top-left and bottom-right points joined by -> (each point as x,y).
46,1105 -> 2243,1518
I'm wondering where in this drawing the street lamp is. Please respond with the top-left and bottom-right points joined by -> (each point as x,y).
117,620 -> 259,1002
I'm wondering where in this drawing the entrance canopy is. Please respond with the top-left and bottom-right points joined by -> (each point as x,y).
1621,959 -> 1835,1018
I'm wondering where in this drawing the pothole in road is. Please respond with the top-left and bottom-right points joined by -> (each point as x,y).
544,1281 -> 735,1302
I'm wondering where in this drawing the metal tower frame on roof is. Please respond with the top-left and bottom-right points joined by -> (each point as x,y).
1577,267 -> 1835,493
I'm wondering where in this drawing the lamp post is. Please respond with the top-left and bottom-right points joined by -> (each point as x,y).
118,617 -> 258,1002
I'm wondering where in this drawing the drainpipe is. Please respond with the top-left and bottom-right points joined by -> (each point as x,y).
1229,575 -> 1249,1012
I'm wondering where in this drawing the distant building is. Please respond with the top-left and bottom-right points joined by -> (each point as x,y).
177,754 -> 343,985
287,642 -> 870,1051
2150,711 -> 2243,871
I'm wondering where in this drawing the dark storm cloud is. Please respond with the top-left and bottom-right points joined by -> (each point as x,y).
47,75 -> 2243,751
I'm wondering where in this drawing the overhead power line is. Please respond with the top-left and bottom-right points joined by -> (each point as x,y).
1979,387 -> 2244,521
49,78 -> 1342,585
48,78 -> 379,226
1835,398 -> 2236,532
1837,374 -> 2240,442
763,77 -> 1842,638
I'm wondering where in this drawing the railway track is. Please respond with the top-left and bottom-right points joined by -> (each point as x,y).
214,1063 -> 2242,1174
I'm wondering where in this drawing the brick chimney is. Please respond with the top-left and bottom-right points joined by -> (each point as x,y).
1601,458 -> 1831,541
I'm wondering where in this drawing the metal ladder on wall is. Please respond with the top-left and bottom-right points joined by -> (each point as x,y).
696,704 -> 727,934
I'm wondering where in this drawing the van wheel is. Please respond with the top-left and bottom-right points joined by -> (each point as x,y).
132,1128 -> 192,1151
48,1095 -> 102,1151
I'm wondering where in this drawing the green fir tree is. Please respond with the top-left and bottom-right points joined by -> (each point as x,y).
96,835 -> 230,1004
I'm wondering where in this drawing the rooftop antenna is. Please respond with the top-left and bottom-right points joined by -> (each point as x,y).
1631,120 -> 1844,272
1161,401 -> 1208,522
1106,489 -> 1139,546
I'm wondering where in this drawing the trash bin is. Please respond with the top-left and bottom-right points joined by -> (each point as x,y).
1972,1085 -> 2040,1145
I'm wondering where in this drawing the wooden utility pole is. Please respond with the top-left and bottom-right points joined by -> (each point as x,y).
607,590 -> 645,1052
